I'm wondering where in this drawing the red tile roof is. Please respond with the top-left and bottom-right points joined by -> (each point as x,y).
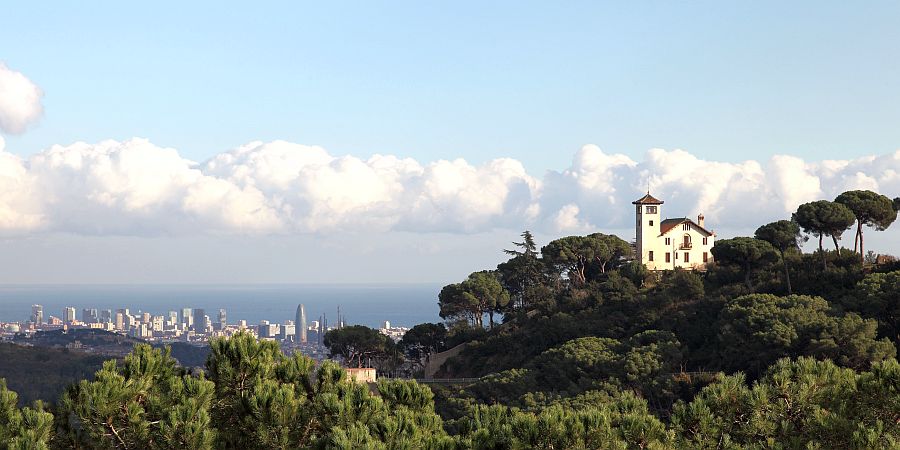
659,218 -> 713,236
632,193 -> 664,205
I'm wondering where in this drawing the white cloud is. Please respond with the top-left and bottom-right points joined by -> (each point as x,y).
551,204 -> 592,233
0,63 -> 43,135
0,138 -> 897,237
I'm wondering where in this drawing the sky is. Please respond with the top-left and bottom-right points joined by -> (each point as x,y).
0,2 -> 899,284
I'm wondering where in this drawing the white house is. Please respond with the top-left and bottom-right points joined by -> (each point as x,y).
633,193 -> 715,270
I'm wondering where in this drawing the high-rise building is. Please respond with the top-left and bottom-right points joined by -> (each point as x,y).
257,320 -> 279,338
281,322 -> 296,341
115,309 -> 130,330
381,320 -> 391,330
31,305 -> 43,324
194,308 -> 207,332
152,315 -> 165,332
168,311 -> 178,327
181,308 -> 193,328
218,309 -> 227,330
82,308 -> 98,323
296,304 -> 307,344
64,307 -> 76,323
100,309 -> 112,323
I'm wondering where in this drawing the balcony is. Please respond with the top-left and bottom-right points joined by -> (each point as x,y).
679,243 -> 692,250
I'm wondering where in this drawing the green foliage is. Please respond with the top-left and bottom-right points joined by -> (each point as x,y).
850,270 -> 900,342
0,343 -> 107,407
651,269 -> 704,303
399,323 -> 447,359
0,379 -> 53,449
794,200 -> 856,264
836,190 -> 898,259
541,233 -> 632,287
755,219 -> 803,293
57,344 -> 216,449
497,231 -> 548,314
207,332 -> 451,449
672,357 -> 900,449
439,271 -> 510,329
710,237 -> 779,292
2,333 -> 900,448
452,394 -> 674,449
717,294 -> 895,375
324,325 -> 396,369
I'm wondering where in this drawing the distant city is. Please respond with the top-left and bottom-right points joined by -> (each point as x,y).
0,303 -> 411,357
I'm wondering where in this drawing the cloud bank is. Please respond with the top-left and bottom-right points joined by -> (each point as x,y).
0,63 -> 43,135
0,138 -> 897,236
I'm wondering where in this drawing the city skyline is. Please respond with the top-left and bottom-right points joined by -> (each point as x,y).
6,301 -> 407,345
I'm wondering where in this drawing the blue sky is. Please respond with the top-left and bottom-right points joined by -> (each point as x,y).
0,2 -> 899,284
4,2 -> 900,172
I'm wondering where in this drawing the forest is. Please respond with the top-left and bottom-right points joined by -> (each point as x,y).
1,189 -> 899,449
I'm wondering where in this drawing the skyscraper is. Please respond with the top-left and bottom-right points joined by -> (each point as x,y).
82,308 -> 98,323
218,309 -> 227,330
31,305 -> 43,324
296,304 -> 307,344
193,308 -> 206,332
64,307 -> 76,323
181,308 -> 192,328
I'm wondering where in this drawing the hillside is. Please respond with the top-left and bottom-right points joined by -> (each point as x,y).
0,343 -> 107,406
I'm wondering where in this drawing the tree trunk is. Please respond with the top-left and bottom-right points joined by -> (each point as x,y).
488,311 -> 494,329
781,249 -> 792,294
860,227 -> 865,264
853,221 -> 861,253
832,234 -> 840,251
819,234 -> 826,270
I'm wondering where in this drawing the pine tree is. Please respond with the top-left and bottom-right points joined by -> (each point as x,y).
0,379 -> 53,449
56,344 -> 216,449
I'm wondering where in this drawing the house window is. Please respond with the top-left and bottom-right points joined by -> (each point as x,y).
683,223 -> 690,231
682,234 -> 691,248
665,238 -> 671,245
702,237 -> 708,245
648,251 -> 654,261
675,252 -> 678,260
703,252 -> 708,263
646,206 -> 657,214
684,252 -> 690,263
649,220 -> 654,226
665,252 -> 671,263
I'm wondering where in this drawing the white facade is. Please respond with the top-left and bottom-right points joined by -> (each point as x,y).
633,193 -> 715,270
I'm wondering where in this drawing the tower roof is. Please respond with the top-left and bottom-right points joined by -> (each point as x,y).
632,193 -> 664,205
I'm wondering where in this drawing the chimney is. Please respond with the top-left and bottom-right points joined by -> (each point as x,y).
698,214 -> 705,228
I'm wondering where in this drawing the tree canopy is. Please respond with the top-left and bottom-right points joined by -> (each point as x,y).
755,219 -> 803,293
324,325 -> 394,368
710,237 -> 779,292
439,271 -> 510,329
835,190 -> 898,261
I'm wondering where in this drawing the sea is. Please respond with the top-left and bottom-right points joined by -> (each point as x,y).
0,284 -> 442,328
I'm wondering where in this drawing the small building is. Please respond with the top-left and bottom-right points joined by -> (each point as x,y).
346,367 -> 377,384
633,193 -> 715,270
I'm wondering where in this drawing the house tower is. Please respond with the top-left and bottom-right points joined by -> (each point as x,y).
633,193 -> 664,266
